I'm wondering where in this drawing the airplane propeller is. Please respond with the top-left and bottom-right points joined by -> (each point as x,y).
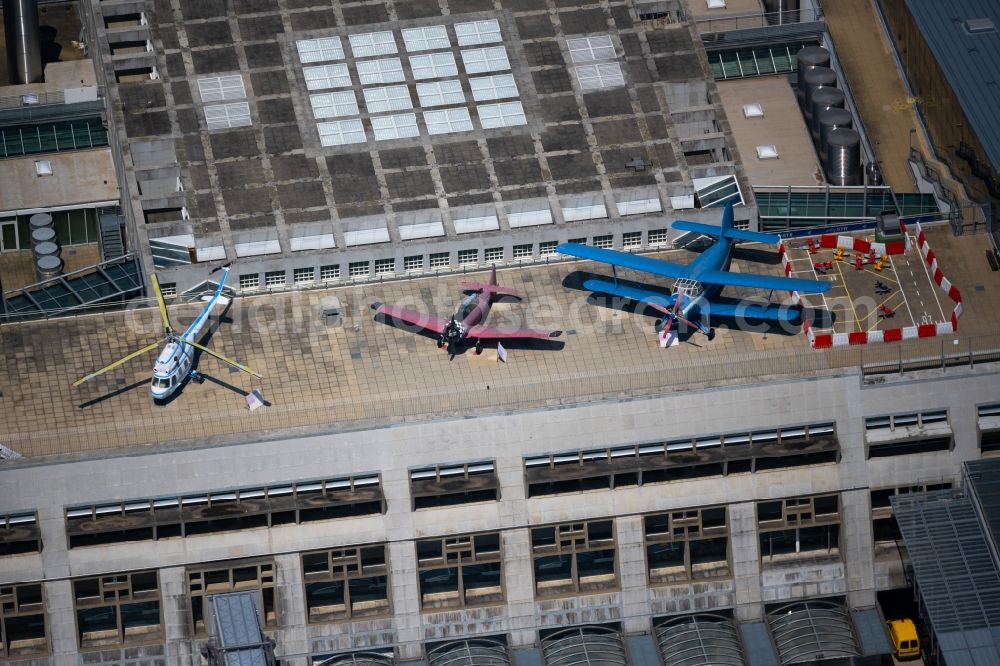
441,317 -> 464,356
658,293 -> 715,340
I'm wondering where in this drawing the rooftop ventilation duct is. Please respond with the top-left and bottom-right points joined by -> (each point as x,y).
964,18 -> 996,34
4,0 -> 43,84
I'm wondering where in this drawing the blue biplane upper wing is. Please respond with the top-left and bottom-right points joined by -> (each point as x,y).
581,278 -> 676,314
672,220 -> 779,245
556,243 -> 689,281
699,270 -> 832,294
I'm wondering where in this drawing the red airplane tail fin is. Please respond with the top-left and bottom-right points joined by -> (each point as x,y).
461,265 -> 521,300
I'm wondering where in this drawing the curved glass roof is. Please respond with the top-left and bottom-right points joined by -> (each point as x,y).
542,626 -> 628,666
656,614 -> 746,666
767,600 -> 859,664
427,637 -> 510,666
316,652 -> 393,666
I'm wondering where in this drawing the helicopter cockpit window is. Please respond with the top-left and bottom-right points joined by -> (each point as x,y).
152,377 -> 169,388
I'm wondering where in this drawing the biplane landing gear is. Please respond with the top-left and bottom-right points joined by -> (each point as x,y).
475,340 -> 484,355
437,336 -> 445,349
707,328 -> 716,341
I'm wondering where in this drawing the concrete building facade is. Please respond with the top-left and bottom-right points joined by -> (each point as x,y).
1,364 -> 997,665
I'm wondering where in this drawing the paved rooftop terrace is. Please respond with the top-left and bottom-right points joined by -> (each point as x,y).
0,224 -> 996,462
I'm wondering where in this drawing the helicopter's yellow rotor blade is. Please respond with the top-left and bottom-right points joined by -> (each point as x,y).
184,340 -> 262,379
149,273 -> 171,332
72,341 -> 163,387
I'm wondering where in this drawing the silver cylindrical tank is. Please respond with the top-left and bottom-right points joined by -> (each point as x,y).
30,227 -> 56,246
825,128 -> 862,186
866,161 -> 883,186
796,46 -> 830,104
818,108 -> 853,162
32,241 -> 60,260
810,87 -> 846,140
764,0 -> 801,25
35,255 -> 63,281
802,67 -> 837,123
3,0 -> 43,85
29,212 -> 53,231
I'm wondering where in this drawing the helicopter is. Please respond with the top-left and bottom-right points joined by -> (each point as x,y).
73,264 -> 261,401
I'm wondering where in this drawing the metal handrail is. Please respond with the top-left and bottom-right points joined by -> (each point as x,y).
695,7 -> 824,34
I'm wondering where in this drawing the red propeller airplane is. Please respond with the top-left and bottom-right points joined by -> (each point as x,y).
372,266 -> 562,356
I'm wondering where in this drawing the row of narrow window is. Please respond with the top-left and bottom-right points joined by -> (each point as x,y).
0,493 -> 844,657
4,416 -> 995,556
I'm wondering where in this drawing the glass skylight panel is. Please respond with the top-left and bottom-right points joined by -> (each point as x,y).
454,19 -> 502,46
318,119 -> 366,146
364,85 -> 413,113
566,35 -> 616,63
371,113 -> 419,141
424,107 -> 473,135
402,25 -> 450,52
303,64 -> 351,90
461,47 -> 510,74
349,31 -> 397,58
469,73 -> 518,101
198,75 -> 245,102
310,90 -> 359,118
478,101 -> 526,129
416,80 -> 465,107
356,57 -> 405,84
575,63 -> 625,91
204,102 -> 251,130
410,52 -> 458,80
296,37 -> 345,63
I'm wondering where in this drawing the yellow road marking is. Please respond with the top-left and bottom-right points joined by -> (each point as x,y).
834,258 -> 863,328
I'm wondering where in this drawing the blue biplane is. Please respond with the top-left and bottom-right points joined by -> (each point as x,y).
556,203 -> 832,340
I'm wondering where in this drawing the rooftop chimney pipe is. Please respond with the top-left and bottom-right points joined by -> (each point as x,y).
4,0 -> 43,84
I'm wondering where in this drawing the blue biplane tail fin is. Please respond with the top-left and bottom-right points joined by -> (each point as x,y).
672,204 -> 778,245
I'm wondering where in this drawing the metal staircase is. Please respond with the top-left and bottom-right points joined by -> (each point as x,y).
98,211 -> 125,262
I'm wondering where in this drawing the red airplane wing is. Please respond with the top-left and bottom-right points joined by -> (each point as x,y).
376,304 -> 448,334
467,325 -> 561,339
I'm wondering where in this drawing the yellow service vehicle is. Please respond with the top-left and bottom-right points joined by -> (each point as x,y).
886,618 -> 920,660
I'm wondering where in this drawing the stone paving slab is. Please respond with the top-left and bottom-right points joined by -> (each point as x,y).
0,227 -> 994,462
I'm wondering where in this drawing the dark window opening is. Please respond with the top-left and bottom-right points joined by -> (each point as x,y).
868,436 -> 952,458
1,583 -> 47,658
303,544 -> 390,623
142,207 -> 185,225
532,521 -> 617,597
411,462 -> 500,510
114,67 -> 156,83
980,429 -> 1000,452
417,533 -> 503,610
104,13 -> 143,29
414,488 -> 498,510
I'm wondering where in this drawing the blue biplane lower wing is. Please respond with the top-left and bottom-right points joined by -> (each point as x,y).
582,278 -> 676,314
557,243 -> 690,281
698,270 -> 832,294
701,301 -> 800,322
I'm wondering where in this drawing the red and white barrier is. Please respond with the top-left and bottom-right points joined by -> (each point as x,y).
915,221 -> 963,330
777,241 -> 804,309
802,221 -> 963,349
817,231 -> 909,256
